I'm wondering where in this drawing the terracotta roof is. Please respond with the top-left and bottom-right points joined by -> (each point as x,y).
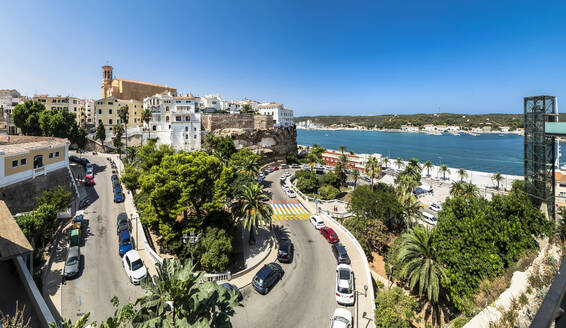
115,78 -> 176,89
556,172 -> 566,184
258,103 -> 283,109
0,200 -> 33,260
0,135 -> 68,155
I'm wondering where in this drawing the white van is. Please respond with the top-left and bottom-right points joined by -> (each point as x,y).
421,212 -> 437,226
310,215 -> 325,229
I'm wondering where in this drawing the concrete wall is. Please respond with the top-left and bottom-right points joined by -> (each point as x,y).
201,113 -> 273,132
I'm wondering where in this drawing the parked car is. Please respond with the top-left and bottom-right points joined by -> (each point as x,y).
122,250 -> 147,284
363,176 -> 371,182
277,238 -> 293,263
286,190 -> 296,198
69,155 -> 80,163
310,215 -> 325,229
118,230 -> 133,257
64,246 -> 80,279
73,212 -> 84,224
291,164 -> 300,169
332,243 -> 351,265
429,202 -> 442,212
280,164 -> 289,169
330,308 -> 353,328
336,264 -> 355,305
421,211 -> 438,226
220,283 -> 243,301
70,229 -> 80,247
111,174 -> 119,183
273,167 -> 279,171
79,158 -> 90,166
321,227 -> 339,243
114,191 -> 125,203
117,213 -> 130,235
252,262 -> 284,294
86,167 -> 94,176
85,175 -> 95,186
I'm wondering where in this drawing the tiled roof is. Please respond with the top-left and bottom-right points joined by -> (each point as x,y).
0,136 -> 68,155
115,78 -> 176,89
0,200 -> 33,260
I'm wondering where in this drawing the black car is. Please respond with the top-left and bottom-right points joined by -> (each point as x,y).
79,158 -> 90,166
332,243 -> 351,265
221,283 -> 243,301
111,174 -> 119,183
117,213 -> 130,235
252,262 -> 283,294
69,155 -> 80,163
277,238 -> 293,263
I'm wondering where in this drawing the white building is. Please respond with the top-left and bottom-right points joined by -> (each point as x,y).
0,89 -> 25,123
422,124 -> 436,132
257,102 -> 294,127
85,100 -> 95,126
446,125 -> 460,131
143,92 -> 201,152
401,125 -> 419,132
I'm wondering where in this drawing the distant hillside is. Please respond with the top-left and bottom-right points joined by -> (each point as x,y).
295,113 -> 566,130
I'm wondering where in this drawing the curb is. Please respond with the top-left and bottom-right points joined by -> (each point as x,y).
231,235 -> 276,289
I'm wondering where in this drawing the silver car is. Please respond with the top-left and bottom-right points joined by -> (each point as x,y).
64,246 -> 80,279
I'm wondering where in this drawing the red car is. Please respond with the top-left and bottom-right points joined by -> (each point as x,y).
85,175 -> 95,186
273,167 -> 279,171
320,227 -> 339,243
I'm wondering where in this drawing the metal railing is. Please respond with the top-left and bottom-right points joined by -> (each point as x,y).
530,258 -> 566,327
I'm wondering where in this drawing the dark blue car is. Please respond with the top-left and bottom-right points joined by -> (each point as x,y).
252,262 -> 283,294
119,230 -> 133,256
114,191 -> 125,203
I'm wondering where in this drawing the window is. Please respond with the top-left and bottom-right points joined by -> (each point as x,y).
109,109 -> 112,114
193,127 -> 196,131
108,102 -> 113,105
194,135 -> 197,139
166,106 -> 169,111
185,127 -> 188,132
55,151 -> 60,157
11,160 -> 18,168
98,119 -> 102,124
152,126 -> 156,131
19,158 -> 26,166
109,119 -> 113,124
52,106 -> 56,110
109,127 -> 112,131
166,116 -> 170,122
98,109 -> 102,114
33,155 -> 43,168
168,125 -> 171,129
49,153 -> 53,158
185,135 -> 188,139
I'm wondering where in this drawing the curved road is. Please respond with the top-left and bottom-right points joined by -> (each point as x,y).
231,169 -> 344,328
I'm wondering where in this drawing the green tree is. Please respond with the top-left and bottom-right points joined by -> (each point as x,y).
348,184 -> 405,233
374,287 -> 419,328
343,214 -> 389,255
295,169 -> 319,194
285,151 -> 299,164
439,165 -> 449,180
141,107 -> 152,142
229,148 -> 260,177
118,105 -> 129,148
12,100 -> 44,135
38,108 -> 78,139
235,182 -> 272,244
351,169 -> 360,188
491,172 -> 503,190
318,184 -> 340,200
120,165 -> 142,191
96,121 -> 106,144
240,104 -> 253,113
450,181 -> 478,199
74,127 -> 88,151
395,157 -> 403,170
423,160 -> 433,177
338,145 -> 346,154
133,258 -> 240,327
125,146 -> 139,165
382,157 -> 390,168
51,313 -> 90,328
36,186 -> 72,211
334,154 -> 348,187
397,226 -> 447,304
113,123 -> 124,155
206,135 -> 237,164
457,168 -> 467,182
319,171 -> 340,189
194,226 -> 232,272
365,156 -> 381,190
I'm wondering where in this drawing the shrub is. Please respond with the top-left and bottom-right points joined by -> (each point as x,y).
318,185 -> 340,200
195,226 -> 232,272
374,287 -> 419,328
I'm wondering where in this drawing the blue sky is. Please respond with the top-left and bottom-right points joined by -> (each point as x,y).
1,0 -> 565,116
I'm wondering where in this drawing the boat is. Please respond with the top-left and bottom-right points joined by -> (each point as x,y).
499,134 -> 504,137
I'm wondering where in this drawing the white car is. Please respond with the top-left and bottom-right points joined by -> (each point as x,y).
421,211 -> 438,226
330,308 -> 353,328
336,264 -> 355,305
286,190 -> 296,198
429,202 -> 442,212
122,250 -> 148,285
310,215 -> 325,229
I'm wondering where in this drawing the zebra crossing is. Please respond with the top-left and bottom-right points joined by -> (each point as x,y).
269,200 -> 311,221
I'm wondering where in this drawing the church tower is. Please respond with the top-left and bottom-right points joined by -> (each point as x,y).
101,65 -> 113,98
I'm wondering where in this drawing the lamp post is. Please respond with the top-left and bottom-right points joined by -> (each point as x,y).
182,231 -> 202,266
355,285 -> 368,328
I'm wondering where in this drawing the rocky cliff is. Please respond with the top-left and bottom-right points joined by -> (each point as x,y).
209,126 -> 297,163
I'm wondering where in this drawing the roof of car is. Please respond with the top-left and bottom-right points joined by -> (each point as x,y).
256,264 -> 274,279
279,239 -> 291,248
124,250 -> 140,261
337,263 -> 352,272
119,230 -> 131,239
333,308 -> 352,321
68,246 -> 79,258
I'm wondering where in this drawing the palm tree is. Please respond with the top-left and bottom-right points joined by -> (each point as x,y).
125,146 -> 138,165
133,258 -> 240,327
239,154 -> 260,177
491,172 -> 503,190
395,157 -> 403,170
439,165 -> 449,180
118,105 -> 129,149
382,157 -> 390,169
335,154 -> 348,186
237,182 -> 273,245
351,169 -> 360,188
450,181 -> 465,196
397,226 -> 447,304
450,181 -> 478,199
408,158 -> 420,169
398,191 -> 421,229
338,145 -> 346,154
365,156 -> 380,190
141,107 -> 152,143
458,168 -> 467,182
423,161 -> 433,177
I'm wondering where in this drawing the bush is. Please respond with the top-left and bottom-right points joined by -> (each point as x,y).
295,170 -> 319,194
194,226 -> 232,272
319,172 -> 340,188
36,186 -> 72,211
318,185 -> 340,200
374,287 -> 419,328
285,152 -> 299,164
121,165 -> 142,191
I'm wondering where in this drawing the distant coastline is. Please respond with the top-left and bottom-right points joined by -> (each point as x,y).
296,125 -> 524,136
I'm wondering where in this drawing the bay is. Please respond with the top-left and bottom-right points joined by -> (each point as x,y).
297,129 -> 526,176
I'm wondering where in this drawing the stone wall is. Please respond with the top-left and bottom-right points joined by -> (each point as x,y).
201,114 -> 273,132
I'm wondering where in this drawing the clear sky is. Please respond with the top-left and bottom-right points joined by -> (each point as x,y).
1,0 -> 565,116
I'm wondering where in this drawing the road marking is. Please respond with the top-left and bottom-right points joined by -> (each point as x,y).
269,200 -> 310,221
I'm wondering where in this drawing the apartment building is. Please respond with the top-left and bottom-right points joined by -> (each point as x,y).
32,95 -> 86,127
257,102 -> 294,127
0,89 -> 25,123
0,135 -> 69,188
93,97 -> 143,134
321,150 -> 381,173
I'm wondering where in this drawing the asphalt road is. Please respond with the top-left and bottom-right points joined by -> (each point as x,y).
231,168 -> 342,328
61,154 -> 144,323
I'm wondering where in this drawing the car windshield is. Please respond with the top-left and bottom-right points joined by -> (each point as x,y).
278,249 -> 288,255
66,256 -> 78,266
119,238 -> 131,246
339,269 -> 350,280
131,259 -> 143,271
338,286 -> 351,294
334,316 -> 350,324
253,276 -> 263,284
331,233 -> 337,239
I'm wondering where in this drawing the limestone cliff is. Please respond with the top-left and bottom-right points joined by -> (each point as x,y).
208,126 -> 297,163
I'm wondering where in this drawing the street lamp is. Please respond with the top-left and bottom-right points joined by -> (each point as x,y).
182,231 -> 202,266
355,285 -> 368,328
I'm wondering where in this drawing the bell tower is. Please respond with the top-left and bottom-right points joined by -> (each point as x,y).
101,65 -> 113,98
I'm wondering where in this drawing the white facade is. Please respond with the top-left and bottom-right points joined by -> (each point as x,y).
401,125 -> 419,132
422,124 -> 436,132
257,103 -> 294,127
85,100 -> 95,126
446,125 -> 460,131
0,92 -> 25,123
143,92 -> 201,152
